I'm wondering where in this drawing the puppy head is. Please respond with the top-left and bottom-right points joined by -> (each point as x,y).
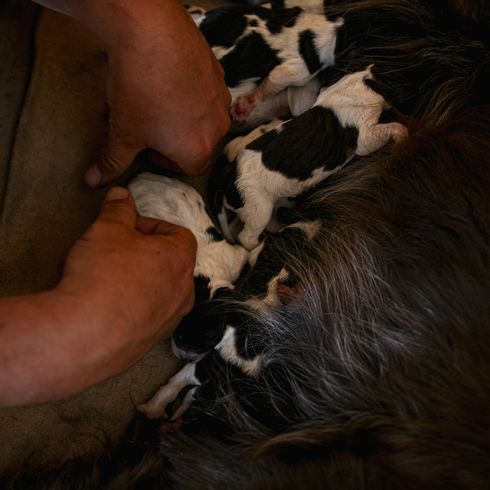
171,281 -> 232,361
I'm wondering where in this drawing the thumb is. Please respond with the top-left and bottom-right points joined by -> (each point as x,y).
85,131 -> 140,187
98,186 -> 137,228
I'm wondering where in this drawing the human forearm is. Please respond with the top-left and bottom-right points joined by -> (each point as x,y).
34,0 -> 230,184
0,288 -> 130,406
0,189 -> 196,407
33,0 -> 196,49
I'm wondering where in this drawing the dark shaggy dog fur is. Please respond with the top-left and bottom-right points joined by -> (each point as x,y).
3,0 -> 490,488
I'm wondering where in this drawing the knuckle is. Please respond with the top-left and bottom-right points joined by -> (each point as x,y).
100,149 -> 125,174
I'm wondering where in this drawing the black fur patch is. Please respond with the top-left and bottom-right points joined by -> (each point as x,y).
247,106 -> 359,180
248,18 -> 259,27
199,7 -> 250,47
298,30 -> 321,74
379,107 -> 397,124
194,275 -> 212,303
331,6 -> 429,58
259,6 -> 303,34
220,32 -> 280,88
172,309 -> 225,357
225,165 -> 245,210
269,0 -> 285,8
317,65 -> 349,88
206,227 -> 225,242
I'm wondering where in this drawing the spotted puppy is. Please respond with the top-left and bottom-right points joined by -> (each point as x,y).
218,66 -> 408,250
129,173 -> 249,362
137,218 -> 322,421
128,173 -> 251,417
194,5 -> 342,123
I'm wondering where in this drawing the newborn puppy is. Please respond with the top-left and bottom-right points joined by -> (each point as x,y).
137,218 -> 321,421
128,173 -> 249,418
128,173 -> 250,360
129,173 -> 249,297
194,5 -> 343,121
220,66 -> 408,250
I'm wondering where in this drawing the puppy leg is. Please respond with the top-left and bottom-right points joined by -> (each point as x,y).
231,62 -> 311,123
237,194 -> 275,250
356,122 -> 408,156
168,386 -> 198,421
138,362 -> 200,419
239,77 -> 320,128
241,91 -> 290,128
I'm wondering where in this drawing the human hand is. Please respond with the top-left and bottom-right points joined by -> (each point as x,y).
82,0 -> 231,186
0,186 -> 197,405
59,187 -> 197,360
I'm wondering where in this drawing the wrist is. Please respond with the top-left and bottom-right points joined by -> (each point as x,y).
56,275 -> 154,360
0,288 -> 90,405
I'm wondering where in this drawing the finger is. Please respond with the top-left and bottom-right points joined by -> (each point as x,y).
98,187 -> 137,228
85,131 -> 140,187
182,139 -> 224,177
136,217 -> 197,252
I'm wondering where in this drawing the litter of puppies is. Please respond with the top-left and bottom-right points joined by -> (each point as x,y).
9,1 -> 489,488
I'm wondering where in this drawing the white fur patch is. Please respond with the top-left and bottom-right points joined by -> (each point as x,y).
215,326 -> 263,377
138,362 -> 199,419
129,173 -> 249,289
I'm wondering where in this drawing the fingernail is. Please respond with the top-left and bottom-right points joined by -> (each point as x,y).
105,186 -> 129,202
85,165 -> 102,187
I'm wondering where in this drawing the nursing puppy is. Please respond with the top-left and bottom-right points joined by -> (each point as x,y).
219,66 -> 407,250
194,5 -> 342,121
140,106 -> 489,490
5,2 -> 489,489
129,169 -> 321,421
137,217 -> 322,421
8,107 -> 490,490
128,173 -> 249,372
129,173 -> 248,298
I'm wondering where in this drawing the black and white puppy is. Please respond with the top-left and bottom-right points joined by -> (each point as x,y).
129,173 -> 249,298
136,217 -> 321,421
128,173 -> 250,364
129,171 -> 321,421
193,5 -> 342,124
128,173 -> 249,418
218,66 -> 407,250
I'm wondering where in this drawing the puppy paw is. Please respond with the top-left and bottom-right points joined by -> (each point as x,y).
137,385 -> 176,420
231,95 -> 257,123
238,231 -> 261,251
